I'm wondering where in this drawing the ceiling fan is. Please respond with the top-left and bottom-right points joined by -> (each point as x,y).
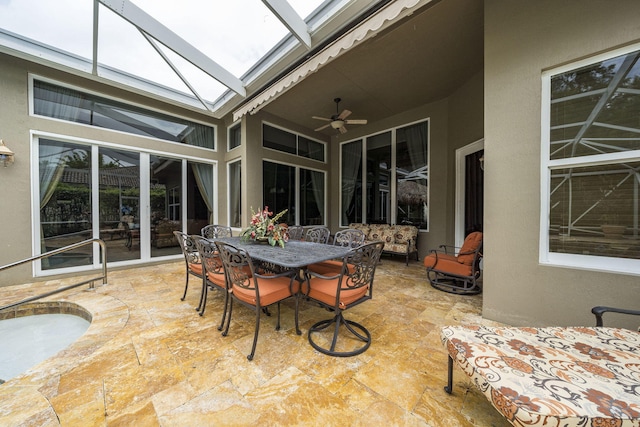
312,98 -> 368,134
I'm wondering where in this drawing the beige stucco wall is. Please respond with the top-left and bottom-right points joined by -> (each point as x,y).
484,0 -> 640,328
0,54 -> 224,286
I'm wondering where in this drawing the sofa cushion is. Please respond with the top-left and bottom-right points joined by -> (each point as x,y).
349,223 -> 370,237
367,224 -> 386,241
380,228 -> 396,244
394,225 -> 417,246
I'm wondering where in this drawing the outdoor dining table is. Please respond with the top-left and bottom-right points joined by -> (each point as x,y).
211,236 -> 352,277
209,236 -> 353,335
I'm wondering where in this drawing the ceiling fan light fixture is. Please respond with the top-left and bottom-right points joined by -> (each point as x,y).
330,120 -> 345,129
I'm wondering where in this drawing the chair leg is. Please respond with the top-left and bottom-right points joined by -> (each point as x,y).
198,280 -> 209,316
294,294 -> 302,336
180,269 -> 190,301
308,312 -> 371,357
248,307 -> 261,361
217,290 -> 229,331
222,299 -> 233,337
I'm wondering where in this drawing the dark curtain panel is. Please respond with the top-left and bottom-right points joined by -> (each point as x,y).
465,150 -> 484,236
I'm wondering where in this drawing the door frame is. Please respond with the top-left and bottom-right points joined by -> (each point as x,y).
455,138 -> 484,248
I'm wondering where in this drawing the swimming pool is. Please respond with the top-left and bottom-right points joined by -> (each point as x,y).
0,302 -> 91,384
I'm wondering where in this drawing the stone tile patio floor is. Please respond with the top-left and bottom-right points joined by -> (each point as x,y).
0,258 -> 510,426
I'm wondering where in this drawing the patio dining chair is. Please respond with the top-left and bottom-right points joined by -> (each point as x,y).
301,241 -> 384,357
304,226 -> 330,244
423,231 -> 483,295
215,241 -> 299,361
286,225 -> 305,241
193,236 -> 229,327
307,228 -> 366,276
201,224 -> 233,239
173,231 -> 203,302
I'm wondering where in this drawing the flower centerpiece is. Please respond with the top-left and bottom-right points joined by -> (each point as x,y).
241,206 -> 289,248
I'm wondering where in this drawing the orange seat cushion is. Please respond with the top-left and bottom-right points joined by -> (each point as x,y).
306,277 -> 368,309
188,262 -> 203,276
232,276 -> 298,307
423,253 -> 473,276
205,271 -> 226,289
457,232 -> 482,265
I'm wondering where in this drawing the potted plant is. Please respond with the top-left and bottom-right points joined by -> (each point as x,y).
241,206 -> 289,247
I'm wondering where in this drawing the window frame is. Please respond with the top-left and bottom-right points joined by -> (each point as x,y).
539,43 -> 640,276
228,121 -> 241,151
339,119 -> 430,230
262,122 -> 326,162
262,159 -> 327,226
29,75 -> 217,151
30,130 -> 217,277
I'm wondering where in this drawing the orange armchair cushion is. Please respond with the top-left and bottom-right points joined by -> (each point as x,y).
457,232 -> 482,266
423,253 -> 473,276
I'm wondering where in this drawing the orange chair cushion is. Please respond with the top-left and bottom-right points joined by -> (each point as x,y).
423,253 -> 473,276
457,232 -> 482,266
188,262 -> 203,276
205,271 -> 226,289
308,260 -> 358,277
232,276 -> 298,307
306,277 -> 368,309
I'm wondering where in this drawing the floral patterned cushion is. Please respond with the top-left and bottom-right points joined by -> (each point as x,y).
349,223 -> 370,237
366,224 -> 387,241
441,325 -> 640,426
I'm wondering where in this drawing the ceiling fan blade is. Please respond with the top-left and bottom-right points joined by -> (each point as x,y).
337,109 -> 352,120
338,125 -> 348,134
314,123 -> 331,131
345,119 -> 367,125
312,116 -> 331,121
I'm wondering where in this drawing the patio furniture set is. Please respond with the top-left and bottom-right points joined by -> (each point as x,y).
174,226 -> 384,360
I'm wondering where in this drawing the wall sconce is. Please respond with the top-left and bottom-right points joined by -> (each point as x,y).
0,140 -> 15,167
479,154 -> 484,171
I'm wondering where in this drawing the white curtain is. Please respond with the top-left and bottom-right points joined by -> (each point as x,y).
191,163 -> 214,223
229,161 -> 241,227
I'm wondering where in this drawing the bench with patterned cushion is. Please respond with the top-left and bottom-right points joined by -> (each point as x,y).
349,223 -> 418,265
441,324 -> 640,426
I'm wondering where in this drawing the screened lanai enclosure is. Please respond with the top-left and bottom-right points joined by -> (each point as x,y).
547,48 -> 640,260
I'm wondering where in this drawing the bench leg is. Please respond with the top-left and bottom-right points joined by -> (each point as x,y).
444,354 -> 454,394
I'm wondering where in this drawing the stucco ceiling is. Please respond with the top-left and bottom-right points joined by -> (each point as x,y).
261,0 -> 484,136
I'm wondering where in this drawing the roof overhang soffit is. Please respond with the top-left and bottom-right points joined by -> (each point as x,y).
232,0 -> 431,122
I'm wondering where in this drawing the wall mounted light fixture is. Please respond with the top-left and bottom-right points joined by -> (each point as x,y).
0,140 -> 14,167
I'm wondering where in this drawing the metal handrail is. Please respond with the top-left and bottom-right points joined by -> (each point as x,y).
0,238 -> 107,312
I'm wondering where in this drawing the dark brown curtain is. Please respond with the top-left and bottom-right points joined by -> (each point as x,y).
465,150 -> 484,236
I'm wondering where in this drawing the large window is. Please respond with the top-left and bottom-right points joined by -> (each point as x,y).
36,136 -> 214,274
541,45 -> 640,274
32,78 -> 216,149
263,161 -> 325,226
340,121 -> 429,229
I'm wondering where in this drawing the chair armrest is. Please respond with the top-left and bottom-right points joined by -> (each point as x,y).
437,244 -> 459,255
592,306 -> 640,327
